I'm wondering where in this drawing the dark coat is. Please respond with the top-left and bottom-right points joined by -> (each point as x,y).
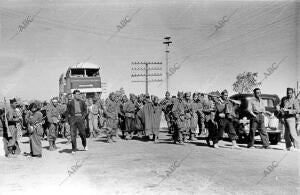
66,99 -> 87,123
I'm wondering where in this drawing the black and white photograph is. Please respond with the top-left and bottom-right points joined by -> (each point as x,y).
0,0 -> 299,194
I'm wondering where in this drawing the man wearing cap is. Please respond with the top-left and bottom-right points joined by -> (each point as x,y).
66,90 -> 88,153
203,95 -> 217,147
214,90 -> 240,149
26,103 -> 44,157
247,88 -> 271,149
197,93 -> 206,136
171,92 -> 187,144
152,96 -> 163,143
183,92 -> 193,141
87,98 -> 101,138
104,92 -> 119,143
160,92 -> 173,133
123,94 -> 137,139
46,97 -> 62,151
278,88 -> 300,151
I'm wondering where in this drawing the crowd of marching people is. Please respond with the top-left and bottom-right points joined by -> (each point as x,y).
1,87 -> 299,158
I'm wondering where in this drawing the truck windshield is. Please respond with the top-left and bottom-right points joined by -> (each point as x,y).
86,69 -> 99,77
70,68 -> 99,77
71,69 -> 84,77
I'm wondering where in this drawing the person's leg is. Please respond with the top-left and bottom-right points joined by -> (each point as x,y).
64,122 -> 71,143
78,117 -> 87,149
29,134 -> 33,155
178,129 -> 183,144
48,123 -> 55,151
93,117 -> 100,136
226,119 -> 239,148
284,119 -> 292,149
53,124 -> 58,149
88,117 -> 94,138
215,118 -> 225,148
124,117 -> 131,139
31,132 -> 42,156
208,120 -> 217,146
11,126 -> 21,155
248,118 -> 258,147
189,115 -> 197,141
70,119 -> 78,152
257,114 -> 269,147
206,120 -> 213,146
286,118 -> 299,149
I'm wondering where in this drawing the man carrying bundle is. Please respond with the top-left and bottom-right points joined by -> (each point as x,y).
46,97 -> 62,151
26,103 -> 44,157
123,94 -> 137,140
104,93 -> 119,143
214,90 -> 240,149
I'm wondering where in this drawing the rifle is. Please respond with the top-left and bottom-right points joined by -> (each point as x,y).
28,116 -> 46,134
204,93 -> 241,105
3,97 -> 12,137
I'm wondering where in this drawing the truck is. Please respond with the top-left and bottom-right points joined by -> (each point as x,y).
59,62 -> 102,99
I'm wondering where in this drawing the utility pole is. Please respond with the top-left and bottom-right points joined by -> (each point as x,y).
131,62 -> 162,95
163,36 -> 172,92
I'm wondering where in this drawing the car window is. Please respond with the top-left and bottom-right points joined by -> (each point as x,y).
262,98 -> 274,107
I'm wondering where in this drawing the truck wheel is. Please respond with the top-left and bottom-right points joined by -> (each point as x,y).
269,133 -> 281,145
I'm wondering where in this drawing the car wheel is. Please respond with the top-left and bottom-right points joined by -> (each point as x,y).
269,133 -> 281,145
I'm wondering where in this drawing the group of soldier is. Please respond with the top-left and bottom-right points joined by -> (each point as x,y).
1,87 -> 299,158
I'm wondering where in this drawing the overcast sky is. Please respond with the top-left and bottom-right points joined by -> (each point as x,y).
0,0 -> 299,101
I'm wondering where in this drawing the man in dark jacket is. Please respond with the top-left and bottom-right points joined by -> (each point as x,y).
66,90 -> 88,154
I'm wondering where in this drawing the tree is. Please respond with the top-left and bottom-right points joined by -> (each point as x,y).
232,72 -> 260,94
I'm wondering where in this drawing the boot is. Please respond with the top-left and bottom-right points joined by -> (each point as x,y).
178,132 -> 184,145
183,135 -> 188,143
53,141 -> 58,150
206,138 -> 211,147
231,140 -> 240,149
49,141 -> 55,151
190,133 -> 196,141
107,138 -> 113,143
213,142 -> 219,149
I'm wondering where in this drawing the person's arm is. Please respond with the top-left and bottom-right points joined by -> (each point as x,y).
247,99 -> 256,118
65,103 -> 71,124
289,99 -> 300,114
171,103 -> 179,119
81,101 -> 88,118
46,107 -> 54,123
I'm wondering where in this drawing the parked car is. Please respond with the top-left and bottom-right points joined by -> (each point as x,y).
229,93 -> 283,145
